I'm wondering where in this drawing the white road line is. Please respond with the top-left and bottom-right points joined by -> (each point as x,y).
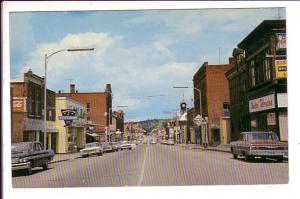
137,144 -> 149,186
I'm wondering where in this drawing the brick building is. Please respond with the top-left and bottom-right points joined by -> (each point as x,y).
11,70 -> 58,151
235,20 -> 287,141
193,62 -> 231,146
57,84 -> 112,142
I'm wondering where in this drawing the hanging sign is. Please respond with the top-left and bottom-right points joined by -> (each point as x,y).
59,109 -> 78,126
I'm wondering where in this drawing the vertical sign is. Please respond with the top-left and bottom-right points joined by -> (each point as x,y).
276,33 -> 287,50
275,60 -> 287,79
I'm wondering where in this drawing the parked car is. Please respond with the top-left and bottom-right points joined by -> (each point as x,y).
167,139 -> 175,145
151,140 -> 157,144
110,142 -> 120,151
230,131 -> 288,162
119,141 -> 133,150
102,142 -> 114,153
11,142 -> 55,175
129,141 -> 137,149
79,142 -> 103,158
161,140 -> 167,144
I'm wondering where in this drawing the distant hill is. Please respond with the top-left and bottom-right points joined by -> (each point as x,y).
125,119 -> 171,134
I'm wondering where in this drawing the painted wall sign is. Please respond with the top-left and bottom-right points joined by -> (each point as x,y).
276,33 -> 287,50
276,60 -> 287,79
13,97 -> 26,112
249,94 -> 275,113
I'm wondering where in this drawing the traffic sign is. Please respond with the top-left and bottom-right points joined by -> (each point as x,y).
193,114 -> 206,126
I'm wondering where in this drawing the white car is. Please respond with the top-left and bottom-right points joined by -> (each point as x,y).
151,140 -> 157,144
80,142 -> 103,157
167,139 -> 175,145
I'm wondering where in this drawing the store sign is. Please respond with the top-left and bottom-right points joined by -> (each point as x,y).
59,109 -> 78,126
13,97 -> 26,112
275,60 -> 287,79
276,33 -> 287,50
267,113 -> 276,126
249,94 -> 275,113
277,93 -> 288,108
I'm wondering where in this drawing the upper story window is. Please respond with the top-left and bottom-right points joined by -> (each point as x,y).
86,103 -> 90,113
249,59 -> 256,87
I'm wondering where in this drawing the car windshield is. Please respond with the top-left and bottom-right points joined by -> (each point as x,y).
11,142 -> 32,153
247,133 -> 279,141
85,143 -> 98,148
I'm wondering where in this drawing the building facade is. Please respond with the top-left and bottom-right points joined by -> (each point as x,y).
57,84 -> 112,142
225,49 -> 251,141
193,62 -> 231,146
55,97 -> 87,153
11,70 -> 58,151
237,20 -> 287,141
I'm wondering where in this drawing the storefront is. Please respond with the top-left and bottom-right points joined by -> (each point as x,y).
249,93 -> 287,141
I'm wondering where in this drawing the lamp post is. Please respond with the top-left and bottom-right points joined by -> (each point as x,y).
43,48 -> 94,150
173,86 -> 208,148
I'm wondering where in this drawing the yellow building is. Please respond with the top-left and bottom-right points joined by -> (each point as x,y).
55,97 -> 87,153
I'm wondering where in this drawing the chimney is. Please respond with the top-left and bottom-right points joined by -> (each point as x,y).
105,84 -> 112,93
70,84 -> 75,93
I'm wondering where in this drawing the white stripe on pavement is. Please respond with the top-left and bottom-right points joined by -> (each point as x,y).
137,144 -> 149,186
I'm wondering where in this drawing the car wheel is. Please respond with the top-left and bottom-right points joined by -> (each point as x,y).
233,153 -> 238,159
277,156 -> 284,162
245,155 -> 252,162
43,160 -> 49,170
27,162 -> 33,175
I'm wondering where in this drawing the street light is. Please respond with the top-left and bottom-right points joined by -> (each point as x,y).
43,48 -> 94,150
173,86 -> 208,148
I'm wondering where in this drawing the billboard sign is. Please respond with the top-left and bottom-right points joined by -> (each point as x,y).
275,60 -> 287,79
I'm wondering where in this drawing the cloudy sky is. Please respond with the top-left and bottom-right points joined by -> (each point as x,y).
9,8 -> 285,121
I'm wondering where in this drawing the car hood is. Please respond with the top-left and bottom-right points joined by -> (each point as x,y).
250,141 -> 287,146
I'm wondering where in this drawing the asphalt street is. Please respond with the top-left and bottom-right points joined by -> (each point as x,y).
12,143 -> 288,187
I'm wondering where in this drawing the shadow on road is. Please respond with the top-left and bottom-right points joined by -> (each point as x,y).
232,157 -> 288,164
12,167 -> 54,177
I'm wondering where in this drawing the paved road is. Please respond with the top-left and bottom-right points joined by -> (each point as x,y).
12,144 -> 288,187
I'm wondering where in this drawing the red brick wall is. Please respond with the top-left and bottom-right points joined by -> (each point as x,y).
12,113 -> 25,143
206,64 -> 231,143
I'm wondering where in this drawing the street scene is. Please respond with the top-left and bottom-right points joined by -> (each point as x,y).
7,6 -> 289,188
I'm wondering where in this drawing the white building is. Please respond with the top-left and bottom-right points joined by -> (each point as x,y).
55,97 -> 87,153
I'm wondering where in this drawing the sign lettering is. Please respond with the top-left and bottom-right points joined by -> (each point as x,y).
249,94 -> 275,113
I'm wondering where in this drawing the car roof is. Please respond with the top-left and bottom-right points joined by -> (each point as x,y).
242,131 -> 272,134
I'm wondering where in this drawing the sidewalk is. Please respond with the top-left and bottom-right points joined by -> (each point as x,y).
182,143 -> 231,153
50,152 -> 80,164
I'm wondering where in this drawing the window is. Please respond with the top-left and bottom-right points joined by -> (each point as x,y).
249,59 -> 256,87
86,103 -> 90,113
264,51 -> 271,81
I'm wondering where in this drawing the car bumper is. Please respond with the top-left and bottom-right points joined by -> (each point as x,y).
12,162 -> 30,171
248,150 -> 288,156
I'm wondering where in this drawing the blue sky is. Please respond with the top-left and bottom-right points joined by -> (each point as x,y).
9,8 -> 285,121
